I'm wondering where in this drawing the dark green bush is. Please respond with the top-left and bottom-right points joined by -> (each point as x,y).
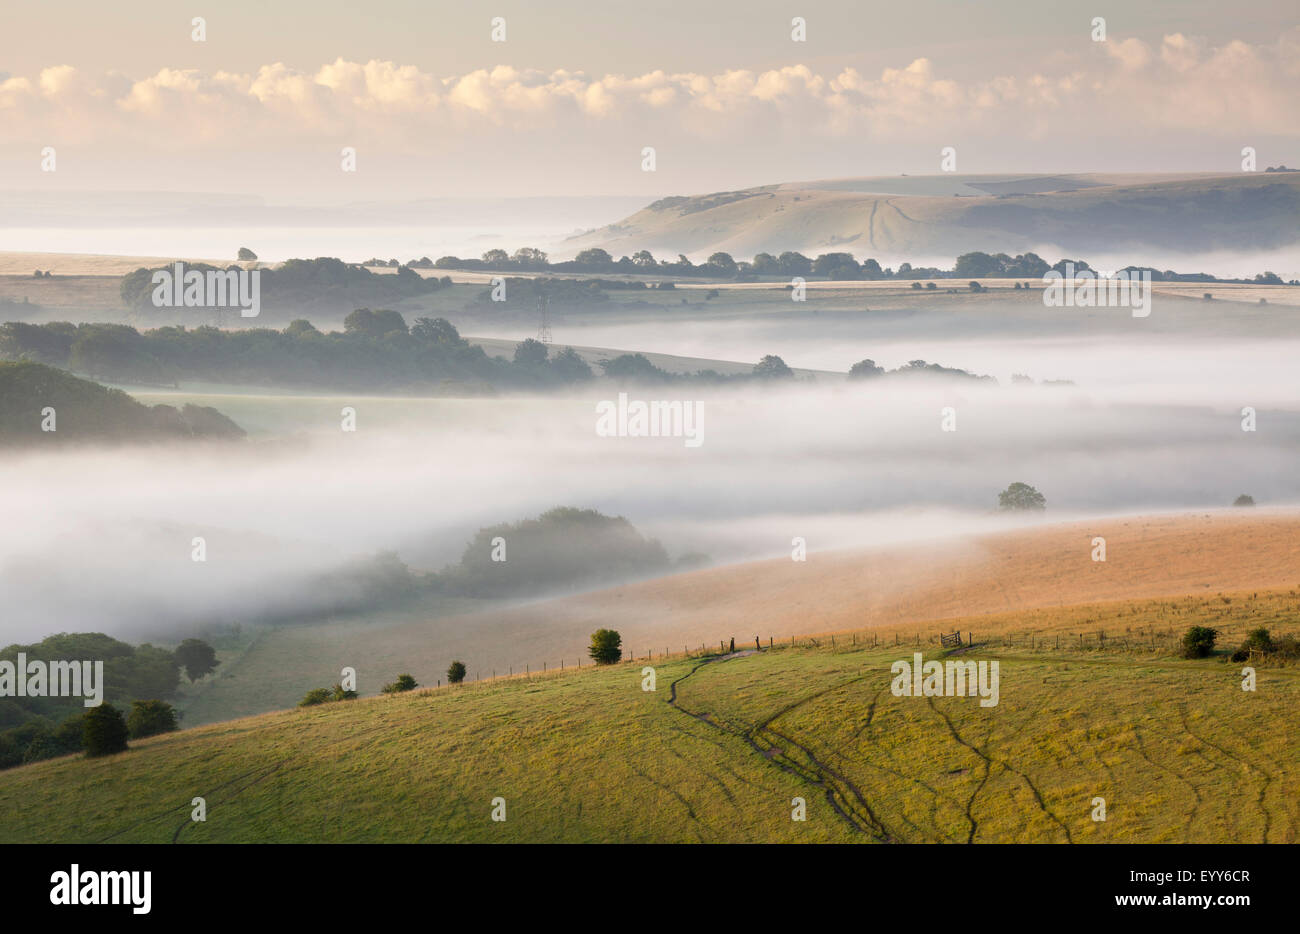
382,674 -> 418,694
298,688 -> 332,707
1181,626 -> 1218,659
127,699 -> 178,738
589,629 -> 623,666
447,661 -> 467,684
83,704 -> 129,758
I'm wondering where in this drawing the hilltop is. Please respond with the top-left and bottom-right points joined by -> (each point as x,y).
0,361 -> 244,445
568,172 -> 1300,259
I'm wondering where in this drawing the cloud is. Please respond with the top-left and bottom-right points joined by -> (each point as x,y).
3,28 -> 1295,141
1,29 -> 1295,193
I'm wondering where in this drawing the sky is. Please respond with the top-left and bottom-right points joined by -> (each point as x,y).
1,1 -> 1297,200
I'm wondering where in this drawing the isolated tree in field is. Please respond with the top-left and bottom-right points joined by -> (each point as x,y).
998,482 -> 1046,511
382,674 -> 418,694
589,629 -> 623,665
127,699 -> 178,738
1180,626 -> 1218,659
1233,494 -> 1256,507
447,661 -> 467,684
174,638 -> 219,682
237,247 -> 257,261
83,704 -> 129,757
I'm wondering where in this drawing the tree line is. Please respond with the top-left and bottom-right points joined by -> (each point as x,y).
414,248 -> 1294,285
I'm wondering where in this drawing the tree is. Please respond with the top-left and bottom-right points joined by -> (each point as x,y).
1181,626 -> 1219,659
550,346 -> 593,381
511,247 -> 548,269
382,674 -> 418,694
343,308 -> 408,338
753,355 -> 794,379
447,661 -> 467,684
955,252 -> 1000,278
1233,494 -> 1256,507
174,638 -> 219,682
998,482 -> 1046,511
706,252 -> 738,276
812,252 -> 860,279
574,248 -> 613,268
237,247 -> 258,261
330,684 -> 358,701
83,704 -> 129,757
284,319 -> 320,338
410,316 -> 461,344
481,249 -> 510,266
127,699 -> 178,738
513,338 -> 549,367
589,629 -> 622,665
777,251 -> 812,276
631,250 -> 657,267
848,359 -> 884,380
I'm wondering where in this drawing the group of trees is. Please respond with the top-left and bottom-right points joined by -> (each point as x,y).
0,633 -> 218,768
0,360 -> 245,444
3,318 -> 995,395
433,247 -> 952,281
436,507 -> 673,598
0,316 -> 592,393
424,247 -> 1297,286
119,257 -> 452,325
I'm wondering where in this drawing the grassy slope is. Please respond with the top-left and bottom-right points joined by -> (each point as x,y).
159,512 -> 1300,727
0,588 -> 1295,843
571,172 -> 1300,258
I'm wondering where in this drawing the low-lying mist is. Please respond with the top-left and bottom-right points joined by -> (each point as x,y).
2,375 -> 1296,645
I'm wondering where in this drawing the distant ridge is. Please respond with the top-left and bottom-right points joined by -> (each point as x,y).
568,172 -> 1300,259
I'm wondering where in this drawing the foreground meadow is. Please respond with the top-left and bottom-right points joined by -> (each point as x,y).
1,590 -> 1295,843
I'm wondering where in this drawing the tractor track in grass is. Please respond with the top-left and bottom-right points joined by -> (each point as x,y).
665,652 -> 894,842
1178,705 -> 1273,842
93,722 -> 391,844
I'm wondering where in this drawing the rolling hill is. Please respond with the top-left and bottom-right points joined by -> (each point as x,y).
172,511 -> 1300,726
0,361 -> 245,445
568,172 -> 1300,260
0,583 -> 1295,843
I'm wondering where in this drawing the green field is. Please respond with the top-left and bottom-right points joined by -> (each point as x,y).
1,593 -> 1295,844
